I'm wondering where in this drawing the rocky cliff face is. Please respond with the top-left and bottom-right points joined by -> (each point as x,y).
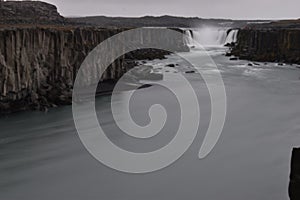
0,1 -> 190,114
0,26 -> 188,114
0,27 -> 126,112
231,28 -> 300,64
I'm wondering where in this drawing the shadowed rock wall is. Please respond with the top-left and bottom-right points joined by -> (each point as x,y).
0,26 -> 188,113
231,28 -> 300,64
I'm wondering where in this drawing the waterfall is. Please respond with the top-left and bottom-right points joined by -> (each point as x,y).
224,29 -> 239,45
184,27 -> 239,47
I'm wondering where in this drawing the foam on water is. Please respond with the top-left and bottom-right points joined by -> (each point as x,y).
184,27 -> 239,47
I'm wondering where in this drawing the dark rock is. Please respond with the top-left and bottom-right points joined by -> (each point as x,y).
224,42 -> 235,47
0,26 -> 188,114
225,52 -> 232,57
229,57 -> 238,61
289,148 -> 300,200
231,27 -> 300,65
138,84 -> 152,89
185,70 -> 196,74
166,64 -> 176,67
0,2 -> 193,115
248,63 -> 253,66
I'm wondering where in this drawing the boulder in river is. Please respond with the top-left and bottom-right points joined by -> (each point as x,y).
166,64 -> 176,67
185,70 -> 196,74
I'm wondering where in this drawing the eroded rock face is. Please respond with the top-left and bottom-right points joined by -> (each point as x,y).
0,27 -> 189,114
0,27 -> 128,113
231,28 -> 300,64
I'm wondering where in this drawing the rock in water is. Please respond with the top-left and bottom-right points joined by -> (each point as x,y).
185,70 -> 196,74
166,64 -> 176,67
289,148 -> 300,200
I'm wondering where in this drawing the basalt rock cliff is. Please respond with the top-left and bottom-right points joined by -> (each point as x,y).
0,27 -> 125,113
0,26 -> 189,114
230,20 -> 300,64
0,1 -> 189,114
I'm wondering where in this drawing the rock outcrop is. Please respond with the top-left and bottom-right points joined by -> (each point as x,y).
0,27 -> 125,112
0,1 -> 190,114
0,26 -> 189,114
230,22 -> 300,64
289,148 -> 300,200
0,1 -> 66,25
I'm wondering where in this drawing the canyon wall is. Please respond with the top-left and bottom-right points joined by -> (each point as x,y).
231,28 -> 300,64
0,26 -> 188,113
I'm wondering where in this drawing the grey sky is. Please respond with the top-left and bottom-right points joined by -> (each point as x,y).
46,0 -> 300,19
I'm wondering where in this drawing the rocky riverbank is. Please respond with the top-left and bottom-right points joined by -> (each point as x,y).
230,20 -> 300,64
0,26 -> 189,114
0,27 -> 123,113
0,1 -> 189,114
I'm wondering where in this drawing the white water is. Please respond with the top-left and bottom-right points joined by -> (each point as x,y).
224,29 -> 239,44
185,27 -> 239,47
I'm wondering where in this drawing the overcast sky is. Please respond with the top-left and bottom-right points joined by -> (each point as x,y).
45,0 -> 300,20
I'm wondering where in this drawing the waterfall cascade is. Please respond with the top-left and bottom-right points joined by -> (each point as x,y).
224,29 -> 239,45
184,27 -> 239,47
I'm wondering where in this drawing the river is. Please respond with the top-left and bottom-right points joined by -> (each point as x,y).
1,42 -> 300,200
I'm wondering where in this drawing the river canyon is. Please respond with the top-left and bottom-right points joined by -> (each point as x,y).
0,1 -> 300,200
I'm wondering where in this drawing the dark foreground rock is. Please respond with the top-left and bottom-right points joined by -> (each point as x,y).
289,148 -> 300,200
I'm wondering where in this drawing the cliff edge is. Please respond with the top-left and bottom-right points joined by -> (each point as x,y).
230,20 -> 300,64
0,2 -> 189,114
